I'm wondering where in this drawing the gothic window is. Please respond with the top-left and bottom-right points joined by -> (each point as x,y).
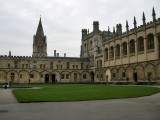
67,62 -> 70,69
138,37 -> 144,52
8,64 -> 10,68
83,74 -> 86,79
20,74 -> 22,78
116,44 -> 120,57
147,33 -> 154,50
100,74 -> 103,78
40,64 -> 42,69
41,45 -> 43,52
97,61 -> 99,68
14,61 -> 18,68
130,39 -> 135,54
122,42 -> 127,56
122,72 -> 125,77
50,62 -> 53,69
76,65 -> 78,69
112,73 -> 116,77
110,46 -> 114,59
38,45 -> 43,52
66,74 -> 69,79
81,63 -> 84,69
41,74 -> 43,78
33,61 -> 37,69
105,48 -> 108,60
26,64 -> 28,68
11,73 -> 15,76
61,74 -> 65,79
84,44 -> 86,50
90,41 -> 92,49
100,60 -> 102,68
30,74 -> 34,78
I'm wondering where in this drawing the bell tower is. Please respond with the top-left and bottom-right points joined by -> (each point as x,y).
32,17 -> 47,57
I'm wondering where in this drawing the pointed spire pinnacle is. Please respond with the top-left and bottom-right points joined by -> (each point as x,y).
108,26 -> 110,32
142,12 -> 146,25
113,27 -> 115,34
9,50 -> 11,56
152,7 -> 156,22
36,17 -> 44,37
133,16 -> 137,28
126,20 -> 129,33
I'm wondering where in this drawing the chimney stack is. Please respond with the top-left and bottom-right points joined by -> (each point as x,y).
57,53 -> 59,57
54,50 -> 56,57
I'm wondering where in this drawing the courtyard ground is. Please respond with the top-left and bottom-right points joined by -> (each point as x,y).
0,86 -> 160,120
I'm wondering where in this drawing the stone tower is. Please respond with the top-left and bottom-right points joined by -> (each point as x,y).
32,17 -> 47,57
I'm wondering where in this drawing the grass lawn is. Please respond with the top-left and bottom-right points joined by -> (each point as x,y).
12,84 -> 160,103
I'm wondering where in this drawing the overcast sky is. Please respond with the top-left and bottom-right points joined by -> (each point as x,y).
0,0 -> 160,57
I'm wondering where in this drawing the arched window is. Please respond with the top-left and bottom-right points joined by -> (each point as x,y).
122,42 -> 127,56
41,45 -> 43,52
38,46 -> 40,52
138,37 -> 144,52
105,48 -> 108,59
116,44 -> 120,57
84,44 -> 86,50
90,41 -> 92,49
110,46 -> 114,59
147,33 -> 154,50
130,39 -> 135,54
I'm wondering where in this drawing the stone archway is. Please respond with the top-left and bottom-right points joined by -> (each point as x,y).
106,69 -> 111,82
90,71 -> 94,82
52,74 -> 56,83
45,74 -> 49,83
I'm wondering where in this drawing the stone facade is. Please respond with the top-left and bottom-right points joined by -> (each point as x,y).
0,8 -> 160,83
81,8 -> 160,83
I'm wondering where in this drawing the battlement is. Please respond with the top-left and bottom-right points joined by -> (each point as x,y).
82,7 -> 159,42
0,55 -> 89,62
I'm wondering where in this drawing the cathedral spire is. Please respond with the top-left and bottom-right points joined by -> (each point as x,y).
33,17 -> 47,57
36,17 -> 44,37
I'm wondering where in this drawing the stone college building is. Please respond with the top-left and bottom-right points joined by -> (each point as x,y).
0,8 -> 160,84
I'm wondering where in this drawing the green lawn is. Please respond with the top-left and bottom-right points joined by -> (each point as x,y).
12,84 -> 160,103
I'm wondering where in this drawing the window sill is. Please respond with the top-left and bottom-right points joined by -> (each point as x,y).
109,58 -> 114,60
138,51 -> 144,55
116,56 -> 120,59
130,53 -> 135,56
147,49 -> 155,53
122,55 -> 127,58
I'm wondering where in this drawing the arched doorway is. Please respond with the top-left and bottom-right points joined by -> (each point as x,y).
133,72 -> 138,82
74,73 -> 77,82
106,69 -> 111,82
52,74 -> 56,83
158,33 -> 160,58
45,74 -> 49,83
91,71 -> 94,82
11,72 -> 15,83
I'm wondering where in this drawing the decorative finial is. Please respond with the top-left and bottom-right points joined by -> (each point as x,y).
113,27 -> 115,34
134,16 -> 137,28
142,12 -> 146,25
108,26 -> 110,32
152,7 -> 156,22
126,20 -> 129,33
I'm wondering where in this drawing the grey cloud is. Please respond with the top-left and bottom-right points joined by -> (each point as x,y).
0,0 -> 160,57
